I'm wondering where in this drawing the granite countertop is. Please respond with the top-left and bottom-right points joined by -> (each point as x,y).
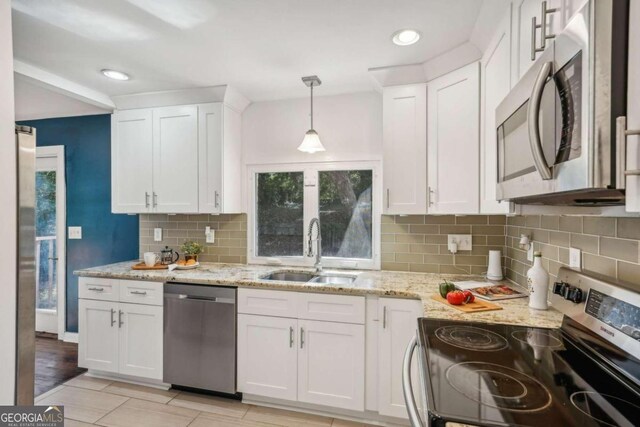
75,261 -> 564,328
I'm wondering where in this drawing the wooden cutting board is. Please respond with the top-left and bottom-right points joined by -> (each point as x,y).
131,262 -> 168,270
431,294 -> 503,313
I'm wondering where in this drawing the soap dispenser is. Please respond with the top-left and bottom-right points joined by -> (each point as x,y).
527,251 -> 549,310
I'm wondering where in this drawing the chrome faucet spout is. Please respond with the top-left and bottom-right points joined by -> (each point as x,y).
307,217 -> 322,272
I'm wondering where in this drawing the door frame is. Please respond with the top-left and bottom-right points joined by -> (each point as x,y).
35,146 -> 66,338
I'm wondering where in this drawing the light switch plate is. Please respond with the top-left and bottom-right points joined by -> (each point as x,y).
68,226 -> 82,240
569,247 -> 581,268
447,234 -> 472,252
154,228 -> 162,242
527,245 -> 534,261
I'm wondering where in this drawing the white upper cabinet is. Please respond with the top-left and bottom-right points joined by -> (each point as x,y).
382,84 -> 428,215
198,103 -> 242,214
625,0 -> 640,212
512,0 -> 563,82
153,105 -> 199,213
481,7 -> 514,214
112,109 -> 153,213
427,62 -> 480,214
111,102 -> 243,214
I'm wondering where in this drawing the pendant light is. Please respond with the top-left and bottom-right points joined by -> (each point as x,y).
298,75 -> 325,153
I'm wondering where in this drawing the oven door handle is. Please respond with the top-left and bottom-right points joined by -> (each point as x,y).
528,61 -> 553,180
402,335 -> 424,427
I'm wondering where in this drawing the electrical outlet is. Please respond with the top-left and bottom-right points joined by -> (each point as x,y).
569,247 -> 581,268
68,226 -> 82,240
447,235 -> 472,252
154,228 -> 162,242
205,226 -> 215,243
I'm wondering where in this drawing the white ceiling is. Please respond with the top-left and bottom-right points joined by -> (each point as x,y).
14,77 -> 110,121
12,0 -> 491,102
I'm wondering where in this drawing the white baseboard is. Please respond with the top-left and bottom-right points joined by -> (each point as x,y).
62,332 -> 78,343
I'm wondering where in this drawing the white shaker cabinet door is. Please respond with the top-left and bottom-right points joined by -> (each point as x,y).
427,62 -> 480,214
152,105 -> 199,213
626,0 -> 640,212
111,109 -> 153,213
118,302 -> 163,380
480,6 -> 514,214
382,84 -> 428,215
198,103 -> 223,214
297,320 -> 365,411
377,298 -> 423,419
237,314 -> 298,401
78,299 -> 119,373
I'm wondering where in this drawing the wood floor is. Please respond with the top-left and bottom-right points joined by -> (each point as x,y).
35,333 -> 87,397
36,374 -> 381,427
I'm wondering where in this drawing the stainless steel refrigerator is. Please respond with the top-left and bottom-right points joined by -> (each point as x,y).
15,125 -> 35,405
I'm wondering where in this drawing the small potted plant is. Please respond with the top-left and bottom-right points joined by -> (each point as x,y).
180,240 -> 204,263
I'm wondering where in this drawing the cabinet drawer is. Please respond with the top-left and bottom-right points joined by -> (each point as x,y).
297,293 -> 365,324
238,288 -> 298,318
79,277 -> 118,301
119,280 -> 163,306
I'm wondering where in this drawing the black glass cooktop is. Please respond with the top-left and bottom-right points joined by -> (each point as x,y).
418,318 -> 640,427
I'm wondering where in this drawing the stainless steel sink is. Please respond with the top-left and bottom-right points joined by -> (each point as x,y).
261,271 -> 315,282
308,275 -> 357,285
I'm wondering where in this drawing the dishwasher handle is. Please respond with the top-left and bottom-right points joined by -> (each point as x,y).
164,293 -> 235,304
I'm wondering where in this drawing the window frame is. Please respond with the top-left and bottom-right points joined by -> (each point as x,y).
247,161 -> 381,270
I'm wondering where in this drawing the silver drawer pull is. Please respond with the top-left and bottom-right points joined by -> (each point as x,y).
88,287 -> 104,292
130,290 -> 147,295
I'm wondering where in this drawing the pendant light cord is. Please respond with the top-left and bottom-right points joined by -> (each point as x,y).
310,82 -> 314,130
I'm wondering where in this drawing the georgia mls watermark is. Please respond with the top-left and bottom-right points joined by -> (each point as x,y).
0,406 -> 64,427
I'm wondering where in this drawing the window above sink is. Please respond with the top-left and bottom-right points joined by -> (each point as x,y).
248,161 -> 381,270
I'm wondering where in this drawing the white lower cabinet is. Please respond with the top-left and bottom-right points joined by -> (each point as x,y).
377,297 -> 423,419
298,320 -> 365,411
78,299 -> 120,373
118,302 -> 163,379
78,278 -> 163,381
237,314 -> 298,401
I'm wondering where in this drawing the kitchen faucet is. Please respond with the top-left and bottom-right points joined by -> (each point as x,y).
307,217 -> 322,272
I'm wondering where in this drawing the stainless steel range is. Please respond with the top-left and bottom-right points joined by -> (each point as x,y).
403,267 -> 640,426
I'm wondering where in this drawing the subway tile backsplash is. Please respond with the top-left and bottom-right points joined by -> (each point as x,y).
139,214 -> 247,264
505,215 -> 640,292
381,215 -> 507,275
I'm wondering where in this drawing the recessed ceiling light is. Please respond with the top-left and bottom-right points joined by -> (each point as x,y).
101,69 -> 130,81
392,29 -> 421,46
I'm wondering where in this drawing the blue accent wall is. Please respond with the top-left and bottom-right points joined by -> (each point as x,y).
18,115 -> 139,333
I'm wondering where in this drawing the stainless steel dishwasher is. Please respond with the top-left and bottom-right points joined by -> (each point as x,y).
164,283 -> 236,394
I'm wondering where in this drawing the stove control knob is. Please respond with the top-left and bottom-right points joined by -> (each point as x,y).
567,287 -> 584,304
562,284 -> 572,299
553,281 -> 566,295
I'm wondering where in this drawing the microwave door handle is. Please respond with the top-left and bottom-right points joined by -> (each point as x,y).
528,61 -> 553,180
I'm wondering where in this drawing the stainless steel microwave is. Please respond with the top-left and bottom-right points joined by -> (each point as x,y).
496,0 -> 629,205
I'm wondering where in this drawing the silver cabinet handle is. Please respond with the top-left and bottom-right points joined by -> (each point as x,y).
118,310 -> 124,328
130,290 -> 147,295
88,287 -> 104,292
527,61 -> 553,180
110,308 -> 116,327
616,116 -> 640,185
214,191 -> 220,208
300,327 -> 305,349
382,305 -> 387,329
289,326 -> 294,348
145,191 -> 150,208
152,192 -> 158,208
539,1 -> 559,49
402,336 -> 424,427
531,17 -> 543,60
427,187 -> 435,207
386,188 -> 390,209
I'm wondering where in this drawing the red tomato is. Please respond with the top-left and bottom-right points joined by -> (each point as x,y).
446,290 -> 465,305
462,290 -> 475,304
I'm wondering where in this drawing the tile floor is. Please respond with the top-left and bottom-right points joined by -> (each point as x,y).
37,374 -> 379,427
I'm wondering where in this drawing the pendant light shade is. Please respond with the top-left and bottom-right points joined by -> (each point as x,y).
298,75 -> 325,153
